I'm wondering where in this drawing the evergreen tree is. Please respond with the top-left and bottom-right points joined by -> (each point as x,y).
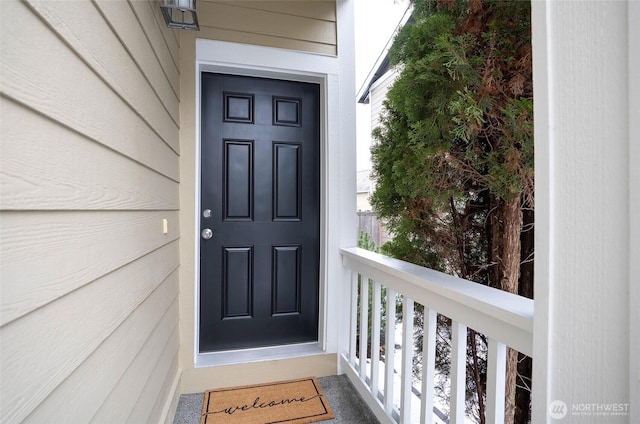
371,0 -> 533,422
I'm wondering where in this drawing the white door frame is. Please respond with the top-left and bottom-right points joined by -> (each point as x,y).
193,34 -> 356,367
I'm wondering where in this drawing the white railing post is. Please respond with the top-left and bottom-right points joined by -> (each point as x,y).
400,297 -> 414,423
450,321 -> 467,424
421,308 -> 437,424
349,271 -> 358,365
371,282 -> 382,397
486,338 -> 507,424
384,288 -> 397,415
359,274 -> 370,380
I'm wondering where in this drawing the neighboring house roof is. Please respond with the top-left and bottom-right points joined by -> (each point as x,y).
357,169 -> 372,193
356,5 -> 412,104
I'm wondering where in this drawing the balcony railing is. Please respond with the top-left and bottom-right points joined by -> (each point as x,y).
340,247 -> 534,424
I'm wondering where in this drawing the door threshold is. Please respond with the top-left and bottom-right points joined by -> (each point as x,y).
195,342 -> 324,368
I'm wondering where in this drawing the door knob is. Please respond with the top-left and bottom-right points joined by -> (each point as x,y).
201,228 -> 213,240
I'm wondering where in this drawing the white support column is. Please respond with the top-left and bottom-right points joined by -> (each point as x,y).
421,308 -> 437,424
486,338 -> 507,424
399,297 -> 414,423
450,321 -> 467,424
384,288 -> 397,415
531,1 -> 632,421
628,2 -> 640,421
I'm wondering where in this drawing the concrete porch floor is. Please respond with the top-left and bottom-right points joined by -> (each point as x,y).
173,374 -> 380,424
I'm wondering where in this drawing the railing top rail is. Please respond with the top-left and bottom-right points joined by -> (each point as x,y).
341,246 -> 534,356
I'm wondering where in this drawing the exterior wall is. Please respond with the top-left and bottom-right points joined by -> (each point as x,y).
532,1 -> 637,421
357,169 -> 372,211
357,192 -> 371,211
177,1 -> 354,393
0,1 -> 181,423
198,1 -> 337,56
369,68 -> 398,130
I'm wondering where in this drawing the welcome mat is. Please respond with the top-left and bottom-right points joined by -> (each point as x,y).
200,377 -> 335,424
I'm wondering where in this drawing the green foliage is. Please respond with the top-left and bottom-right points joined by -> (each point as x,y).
370,1 -> 534,422
371,0 -> 533,274
358,231 -> 379,252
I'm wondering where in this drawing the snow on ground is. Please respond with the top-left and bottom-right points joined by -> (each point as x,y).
358,320 -> 483,423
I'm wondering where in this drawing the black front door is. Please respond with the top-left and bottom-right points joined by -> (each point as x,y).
199,73 -> 320,352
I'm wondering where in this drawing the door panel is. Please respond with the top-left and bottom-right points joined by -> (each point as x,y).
272,245 -> 302,315
221,246 -> 253,319
224,140 -> 253,220
273,143 -> 302,220
200,73 -> 320,352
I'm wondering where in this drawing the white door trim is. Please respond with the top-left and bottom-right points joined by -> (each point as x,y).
193,33 -> 356,367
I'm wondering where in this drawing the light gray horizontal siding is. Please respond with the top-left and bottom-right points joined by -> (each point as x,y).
370,70 -> 397,130
0,0 -> 180,423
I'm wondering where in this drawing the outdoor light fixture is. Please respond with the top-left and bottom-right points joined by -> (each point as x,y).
160,0 -> 199,31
